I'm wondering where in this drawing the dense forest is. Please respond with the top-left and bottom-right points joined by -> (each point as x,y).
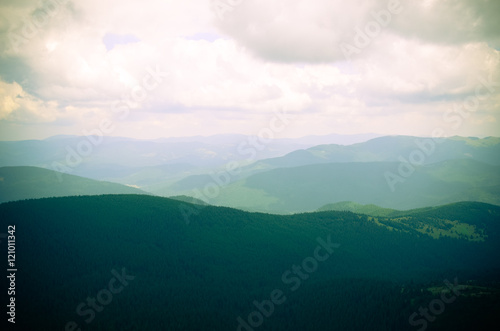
1,195 -> 499,330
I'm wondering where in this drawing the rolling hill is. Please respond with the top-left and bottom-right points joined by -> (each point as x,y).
150,136 -> 500,197
0,195 -> 499,330
0,166 -> 149,203
0,134 -> 378,182
317,201 -> 398,217
317,200 -> 500,219
2,136 -> 499,200
202,159 -> 500,213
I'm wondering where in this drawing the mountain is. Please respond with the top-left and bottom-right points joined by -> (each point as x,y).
200,159 -> 500,213
1,195 -> 499,330
317,200 -> 500,219
0,134 -> 381,191
0,166 -> 149,203
317,201 -> 398,217
319,200 -> 500,241
2,135 -> 498,198
0,133 -> 380,172
153,135 -> 500,197
239,136 -> 500,175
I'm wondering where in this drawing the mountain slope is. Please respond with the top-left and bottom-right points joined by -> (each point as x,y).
240,136 -> 500,175
0,134 -> 378,180
0,135 -> 378,193
317,201 -> 398,217
0,166 -> 149,203
0,195 -> 499,330
156,136 -> 500,198
207,159 -> 500,213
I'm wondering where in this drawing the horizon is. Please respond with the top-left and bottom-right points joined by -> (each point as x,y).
0,132 -> 498,143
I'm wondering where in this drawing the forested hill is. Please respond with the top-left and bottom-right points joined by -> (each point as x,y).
317,200 -> 500,220
1,195 -> 499,330
0,166 -> 149,203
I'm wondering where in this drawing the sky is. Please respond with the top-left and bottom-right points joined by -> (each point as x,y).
0,0 -> 499,140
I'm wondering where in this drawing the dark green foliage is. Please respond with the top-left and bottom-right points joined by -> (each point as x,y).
0,195 -> 499,330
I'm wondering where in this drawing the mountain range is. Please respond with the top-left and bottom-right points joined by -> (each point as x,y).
2,134 -> 500,330
2,135 -> 499,214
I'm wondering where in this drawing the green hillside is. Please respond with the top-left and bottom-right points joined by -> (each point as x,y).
207,159 -> 500,213
1,195 -> 499,330
0,166 -> 149,203
318,201 -> 398,217
319,201 -> 499,241
317,200 -> 500,220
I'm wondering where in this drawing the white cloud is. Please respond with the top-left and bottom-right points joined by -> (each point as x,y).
0,80 -> 60,122
0,0 -> 498,139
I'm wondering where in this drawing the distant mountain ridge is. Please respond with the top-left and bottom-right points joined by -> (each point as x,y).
0,133 -> 382,192
0,133 -> 382,169
241,136 -> 500,174
152,135 -> 500,196
0,166 -> 149,203
2,135 -> 499,215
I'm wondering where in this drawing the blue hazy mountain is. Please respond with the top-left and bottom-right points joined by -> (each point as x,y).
202,159 -> 500,213
0,133 -> 381,191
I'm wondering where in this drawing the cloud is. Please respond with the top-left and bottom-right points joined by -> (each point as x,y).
391,0 -> 500,47
0,0 -> 498,139
213,0 -> 500,63
213,0 -> 381,63
354,39 -> 500,106
0,80 -> 60,122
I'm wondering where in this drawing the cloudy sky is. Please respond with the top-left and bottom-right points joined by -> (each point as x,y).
0,0 -> 499,140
